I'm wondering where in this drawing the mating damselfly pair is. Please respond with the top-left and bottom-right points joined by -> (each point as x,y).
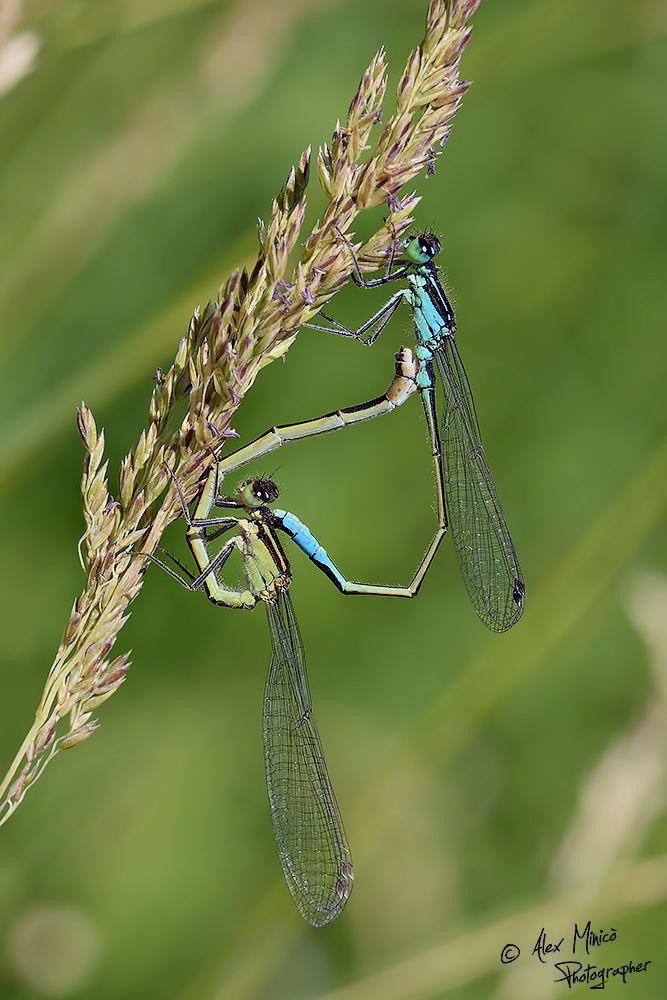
143,231 -> 525,926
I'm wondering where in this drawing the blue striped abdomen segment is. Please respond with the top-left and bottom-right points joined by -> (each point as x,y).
274,510 -> 346,591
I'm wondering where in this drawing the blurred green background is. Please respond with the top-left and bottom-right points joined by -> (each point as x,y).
1,0 -> 666,997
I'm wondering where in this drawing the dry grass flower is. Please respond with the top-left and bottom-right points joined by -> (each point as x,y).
0,0 -> 481,825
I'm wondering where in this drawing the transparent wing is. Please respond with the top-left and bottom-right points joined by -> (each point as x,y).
435,339 -> 525,631
264,590 -> 353,926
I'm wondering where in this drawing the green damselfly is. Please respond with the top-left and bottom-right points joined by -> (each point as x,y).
144,429 -> 440,926
307,231 -> 525,632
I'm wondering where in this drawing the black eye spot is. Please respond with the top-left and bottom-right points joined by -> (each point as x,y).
512,578 -> 526,605
251,478 -> 280,504
417,233 -> 441,259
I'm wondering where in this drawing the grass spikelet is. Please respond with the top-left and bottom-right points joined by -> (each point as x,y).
0,0 -> 480,825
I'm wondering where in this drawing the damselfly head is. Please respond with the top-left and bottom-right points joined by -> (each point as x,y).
405,232 -> 441,265
236,476 -> 280,509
